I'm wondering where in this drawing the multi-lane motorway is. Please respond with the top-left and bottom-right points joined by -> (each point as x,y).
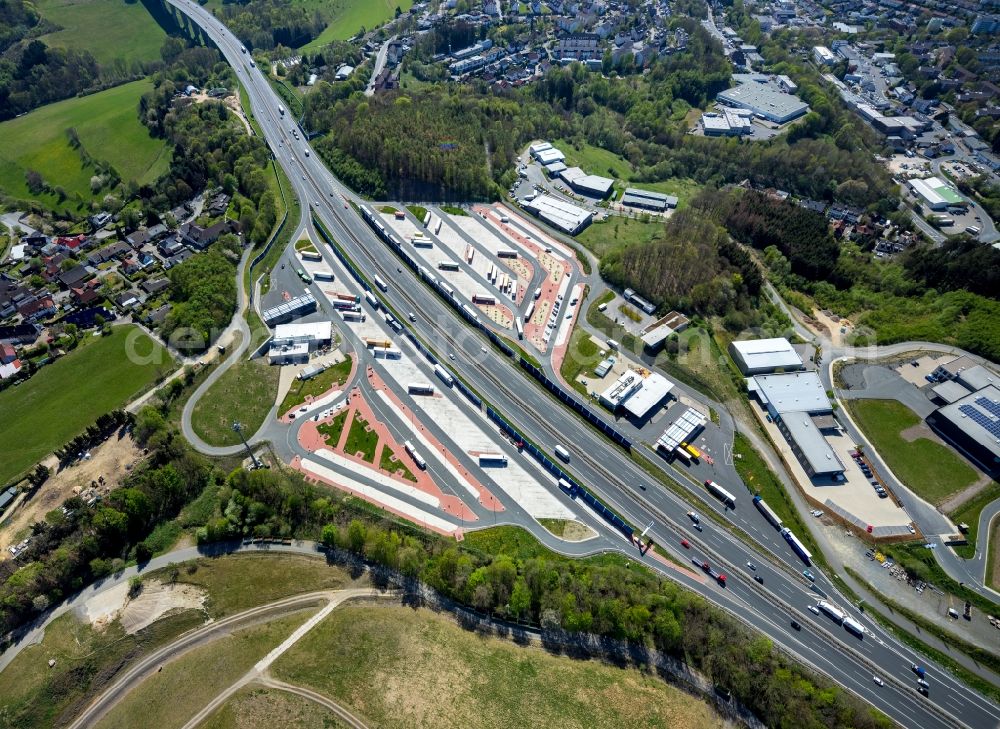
162,4 -> 1000,726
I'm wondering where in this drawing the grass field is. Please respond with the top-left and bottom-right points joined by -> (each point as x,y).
271,604 -> 725,729
190,358 -> 280,446
36,0 -> 168,65
0,80 -> 169,212
560,327 -> 603,397
150,553 -> 361,617
201,686 -> 339,729
379,447 -> 415,482
344,411 -> 378,462
318,409 -> 349,447
0,610 -> 204,729
303,0 -> 413,49
847,399 -> 979,505
278,356 -> 352,414
95,612 -> 312,729
0,326 -> 172,486
462,526 -> 631,570
575,217 -> 665,259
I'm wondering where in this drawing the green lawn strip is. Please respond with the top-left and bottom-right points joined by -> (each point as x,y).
988,518 -> 1000,591
270,604 -> 725,729
36,0 -> 167,65
379,447 -> 416,482
0,80 -> 168,211
560,326 -> 605,398
317,410 -> 349,446
844,567 -> 1000,703
303,0 -> 414,49
0,610 -> 205,729
344,412 -> 379,463
948,481 -> 1000,559
94,612 -> 313,729
731,433 -> 826,571
247,161 -> 295,298
189,358 -> 279,447
462,525 -> 634,570
846,399 -> 978,505
0,326 -> 173,485
279,357 -> 353,414
378,205 -> 398,214
148,553 -> 358,617
294,238 -> 318,253
439,205 -> 467,215
406,204 -> 428,221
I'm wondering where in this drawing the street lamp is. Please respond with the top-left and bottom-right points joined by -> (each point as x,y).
232,420 -> 260,469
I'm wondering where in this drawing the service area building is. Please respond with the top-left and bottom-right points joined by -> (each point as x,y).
729,337 -> 804,375
522,194 -> 593,234
641,311 -> 689,351
599,369 -> 674,420
749,372 -> 844,478
268,320 -> 332,365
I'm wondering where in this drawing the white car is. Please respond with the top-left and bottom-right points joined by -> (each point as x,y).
808,605 -> 821,615
873,676 -> 884,686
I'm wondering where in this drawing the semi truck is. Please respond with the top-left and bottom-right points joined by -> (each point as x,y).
752,495 -> 783,530
478,453 -> 508,467
842,617 -> 866,637
781,527 -> 813,566
278,104 -> 285,115
404,440 -> 427,470
705,480 -> 736,507
295,268 -> 312,284
408,383 -> 435,395
817,601 -> 845,624
364,291 -> 379,309
434,364 -> 454,387
554,444 -> 570,462
374,275 -> 388,292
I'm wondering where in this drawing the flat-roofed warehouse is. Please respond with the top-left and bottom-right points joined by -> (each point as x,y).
926,384 -> 1000,476
558,167 -> 615,198
729,337 -> 804,375
908,176 -> 965,211
522,194 -> 593,235
716,79 -> 809,124
621,188 -> 678,212
748,371 -> 844,478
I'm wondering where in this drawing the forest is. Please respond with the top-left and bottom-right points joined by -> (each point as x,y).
599,202 -> 765,326
161,238 -> 240,353
214,0 -> 325,51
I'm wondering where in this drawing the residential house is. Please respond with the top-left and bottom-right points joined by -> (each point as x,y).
121,256 -> 143,276
21,232 -> 48,248
205,191 -> 231,217
141,278 -> 170,296
70,279 -> 102,306
54,235 -> 88,254
157,235 -> 186,258
89,212 -> 113,229
17,295 -> 56,322
180,220 -> 234,251
57,264 -> 92,290
114,290 -> 142,311
87,241 -> 132,266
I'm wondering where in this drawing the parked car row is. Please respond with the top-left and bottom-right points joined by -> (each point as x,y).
851,451 -> 888,498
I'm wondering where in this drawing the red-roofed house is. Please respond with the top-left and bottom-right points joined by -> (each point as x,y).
55,234 -> 88,252
71,279 -> 102,306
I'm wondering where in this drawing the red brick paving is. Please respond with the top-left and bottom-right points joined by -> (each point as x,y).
367,366 -> 504,514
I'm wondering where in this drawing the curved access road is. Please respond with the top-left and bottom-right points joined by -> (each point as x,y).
256,677 -> 369,729
67,588 -> 382,729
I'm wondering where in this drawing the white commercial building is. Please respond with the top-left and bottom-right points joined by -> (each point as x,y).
908,176 -> 965,211
600,369 -> 675,420
729,337 -> 804,375
268,321 -> 332,365
558,167 -> 615,198
535,148 -> 566,166
522,194 -> 593,234
813,45 -> 836,65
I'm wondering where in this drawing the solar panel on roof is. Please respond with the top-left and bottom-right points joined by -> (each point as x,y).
975,397 -> 1000,419
960,404 -> 1000,437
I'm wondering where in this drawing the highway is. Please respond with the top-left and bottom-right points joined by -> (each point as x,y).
161,4 -> 999,727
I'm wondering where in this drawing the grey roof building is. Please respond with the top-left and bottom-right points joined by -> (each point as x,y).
729,337 -> 804,375
621,188 -> 677,212
717,75 -> 809,123
926,385 -> 1000,477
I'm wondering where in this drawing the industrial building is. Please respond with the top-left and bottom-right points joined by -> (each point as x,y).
716,75 -> 809,124
641,311 -> 689,351
594,355 -> 616,378
522,194 -> 593,235
701,109 -> 755,136
908,176 -> 965,211
620,188 -> 677,212
599,369 -> 675,420
729,337 -> 804,375
813,45 -> 836,65
749,372 -> 844,478
558,167 -> 615,198
262,292 -> 317,326
535,148 -> 566,166
927,385 -> 1000,477
623,287 -> 656,315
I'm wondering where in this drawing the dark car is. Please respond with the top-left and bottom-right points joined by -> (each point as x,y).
791,620 -> 801,631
